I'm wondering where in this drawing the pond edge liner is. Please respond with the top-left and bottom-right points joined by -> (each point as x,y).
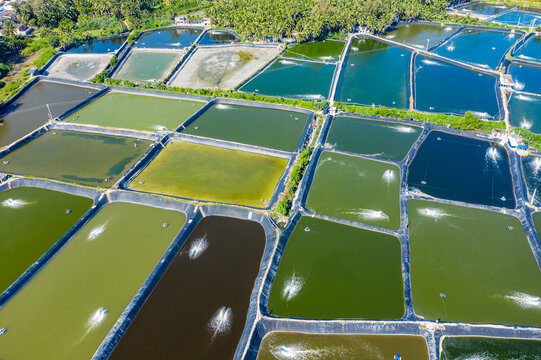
199,28 -> 243,45
328,33 -> 354,102
117,132 -> 295,211
91,200 -> 279,360
176,97 -> 315,154
49,122 -> 161,142
0,178 -> 102,309
166,42 -> 283,87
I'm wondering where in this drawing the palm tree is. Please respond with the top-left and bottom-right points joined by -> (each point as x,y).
2,20 -> 15,39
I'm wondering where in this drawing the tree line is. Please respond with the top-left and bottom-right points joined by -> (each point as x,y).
207,0 -> 451,41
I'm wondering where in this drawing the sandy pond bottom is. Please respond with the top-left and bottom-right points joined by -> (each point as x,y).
44,54 -> 112,82
68,92 -> 204,132
257,333 -> 430,360
109,216 -> 265,360
440,337 -> 541,359
0,186 -> 93,294
0,202 -> 186,360
408,200 -> 541,326
0,130 -> 152,188
267,216 -> 404,319
171,45 -> 281,89
131,141 -> 288,207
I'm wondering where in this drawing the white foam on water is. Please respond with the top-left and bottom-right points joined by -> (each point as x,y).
470,111 -> 490,118
444,26 -> 454,31
417,207 -> 451,220
1,198 -> 30,209
517,94 -> 537,102
346,209 -> 389,222
385,34 -> 397,39
382,124 -> 416,133
270,344 -> 329,360
87,224 -> 106,241
503,292 -> 541,309
513,80 -> 525,91
323,142 -> 336,149
382,169 -> 396,184
208,306 -> 232,336
531,157 -> 541,175
459,355 -> 492,360
152,125 -> 167,131
298,94 -> 325,100
520,119 -> 533,130
485,146 -> 501,164
282,273 -> 304,301
279,59 -> 297,65
188,236 -> 209,260
422,59 -> 442,66
351,47 -> 359,52
319,56 -> 334,61
216,103 -> 233,110
446,43 -> 456,52
87,308 -> 108,329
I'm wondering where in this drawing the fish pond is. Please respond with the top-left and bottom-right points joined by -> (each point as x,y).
116,50 -> 182,83
182,103 -> 309,152
515,34 -> 541,62
440,337 -> 541,360
382,23 -> 458,50
509,63 -> 541,94
240,58 -> 335,101
324,116 -> 422,161
267,216 -> 404,319
0,201 -> 187,360
408,199 -> 541,326
0,186 -> 93,295
414,56 -> 500,117
198,29 -> 241,45
433,28 -> 517,70
306,151 -> 401,230
0,130 -> 152,188
68,92 -> 204,132
491,10 -> 541,26
335,37 -> 410,108
521,155 -> 541,205
257,332 -> 430,360
508,92 -> 541,133
283,39 -> 345,62
461,2 -> 512,16
407,131 -> 515,208
135,27 -> 202,49
109,216 -> 265,360
66,36 -> 128,54
131,141 -> 288,208
0,81 -> 98,148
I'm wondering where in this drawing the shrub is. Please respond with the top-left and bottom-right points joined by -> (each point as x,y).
0,63 -> 11,78
33,48 -> 57,68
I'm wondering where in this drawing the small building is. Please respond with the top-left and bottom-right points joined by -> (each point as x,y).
501,74 -> 514,88
174,15 -> 211,27
15,23 -> 32,36
509,132 -> 528,150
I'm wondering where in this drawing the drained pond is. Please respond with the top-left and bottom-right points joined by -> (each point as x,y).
306,151 -> 401,230
0,186 -> 93,295
0,130 -> 152,188
182,103 -> 309,152
0,201 -> 186,360
257,332 -> 430,360
441,337 -> 541,359
0,81 -> 98,148
109,216 -> 265,360
267,216 -> 404,319
335,37 -> 410,108
407,131 -> 515,208
131,141 -> 288,207
68,92 -> 204,132
324,116 -> 421,161
408,199 -> 541,326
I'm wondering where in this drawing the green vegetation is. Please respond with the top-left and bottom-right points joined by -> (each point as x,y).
336,103 -> 506,132
208,0 -> 451,41
237,50 -> 254,62
276,147 -> 312,216
514,127 -> 541,149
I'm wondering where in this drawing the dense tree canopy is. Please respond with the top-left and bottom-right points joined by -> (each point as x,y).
207,0 -> 451,41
